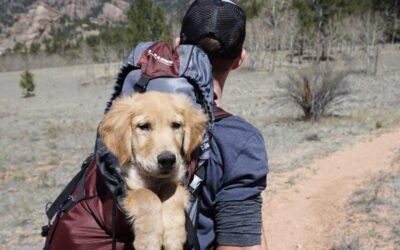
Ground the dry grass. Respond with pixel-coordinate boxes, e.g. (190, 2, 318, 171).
(45, 121, 97, 139)
(331, 238, 362, 250)
(332, 152, 400, 249)
(0, 46, 399, 249)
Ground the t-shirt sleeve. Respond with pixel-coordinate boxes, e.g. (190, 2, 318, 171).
(215, 132, 268, 202)
(214, 132, 268, 246)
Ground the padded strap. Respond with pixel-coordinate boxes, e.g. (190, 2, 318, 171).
(184, 211, 200, 250)
(45, 154, 94, 221)
(134, 75, 151, 93)
(188, 106, 231, 194)
(213, 106, 232, 121)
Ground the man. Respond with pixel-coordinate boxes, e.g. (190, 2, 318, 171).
(178, 1, 269, 249)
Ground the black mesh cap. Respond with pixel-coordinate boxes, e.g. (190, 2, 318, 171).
(180, 0, 246, 59)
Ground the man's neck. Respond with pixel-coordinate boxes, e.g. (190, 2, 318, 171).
(213, 71, 229, 107)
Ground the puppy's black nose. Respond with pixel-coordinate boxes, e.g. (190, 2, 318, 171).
(157, 151, 176, 171)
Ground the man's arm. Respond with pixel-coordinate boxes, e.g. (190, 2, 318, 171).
(213, 130, 269, 249)
(217, 221, 268, 250)
(217, 246, 261, 250)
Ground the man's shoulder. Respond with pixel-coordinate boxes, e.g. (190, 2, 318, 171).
(214, 113, 262, 140)
(208, 112, 268, 200)
(212, 113, 266, 155)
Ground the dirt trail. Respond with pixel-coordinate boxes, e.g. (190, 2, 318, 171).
(263, 128, 400, 250)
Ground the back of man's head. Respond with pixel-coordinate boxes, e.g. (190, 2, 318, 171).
(180, 0, 246, 71)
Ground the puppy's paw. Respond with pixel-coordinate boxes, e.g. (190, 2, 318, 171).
(162, 228, 186, 250)
(134, 236, 163, 250)
(160, 184, 188, 250)
(124, 188, 164, 250)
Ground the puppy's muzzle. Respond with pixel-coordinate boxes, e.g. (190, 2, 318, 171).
(157, 151, 176, 172)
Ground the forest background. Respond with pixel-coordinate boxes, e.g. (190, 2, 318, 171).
(1, 0, 399, 74)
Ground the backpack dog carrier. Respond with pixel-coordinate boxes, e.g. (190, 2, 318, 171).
(42, 42, 230, 250)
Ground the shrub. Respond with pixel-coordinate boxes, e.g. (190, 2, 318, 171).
(29, 42, 41, 54)
(275, 68, 352, 121)
(19, 70, 35, 97)
(330, 237, 361, 250)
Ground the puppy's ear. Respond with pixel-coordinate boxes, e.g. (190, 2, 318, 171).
(182, 105, 208, 161)
(99, 97, 135, 166)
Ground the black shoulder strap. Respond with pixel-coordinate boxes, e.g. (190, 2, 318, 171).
(184, 106, 232, 249)
(189, 105, 231, 194)
(213, 106, 232, 121)
(188, 106, 231, 193)
(184, 211, 200, 250)
(43, 154, 94, 228)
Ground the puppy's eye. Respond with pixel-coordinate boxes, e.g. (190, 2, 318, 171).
(138, 123, 151, 131)
(172, 122, 182, 129)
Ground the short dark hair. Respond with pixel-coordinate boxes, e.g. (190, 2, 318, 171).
(197, 37, 237, 72)
(180, 0, 246, 61)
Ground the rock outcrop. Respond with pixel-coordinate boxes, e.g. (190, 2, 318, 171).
(3, 3, 61, 48)
(96, 2, 127, 25)
(0, 0, 130, 49)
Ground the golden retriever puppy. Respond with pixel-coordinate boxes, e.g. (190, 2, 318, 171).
(99, 92, 208, 250)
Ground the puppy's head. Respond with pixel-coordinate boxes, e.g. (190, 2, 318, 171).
(99, 92, 208, 179)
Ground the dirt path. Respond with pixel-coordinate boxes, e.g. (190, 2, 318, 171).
(263, 128, 400, 250)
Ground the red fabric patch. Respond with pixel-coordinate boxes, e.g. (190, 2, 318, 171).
(138, 43, 180, 78)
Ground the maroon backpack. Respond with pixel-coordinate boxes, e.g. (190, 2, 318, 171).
(42, 42, 231, 250)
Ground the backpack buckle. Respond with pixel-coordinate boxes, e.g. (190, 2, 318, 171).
(134, 76, 150, 93)
(60, 195, 74, 212)
(41, 224, 50, 237)
(189, 174, 203, 193)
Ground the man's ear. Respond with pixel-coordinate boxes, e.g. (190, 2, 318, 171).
(99, 97, 134, 166)
(175, 37, 181, 48)
(231, 48, 246, 70)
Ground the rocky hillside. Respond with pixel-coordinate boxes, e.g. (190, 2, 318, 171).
(0, 0, 188, 50)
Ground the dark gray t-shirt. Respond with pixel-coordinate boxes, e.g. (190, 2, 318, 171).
(197, 114, 268, 249)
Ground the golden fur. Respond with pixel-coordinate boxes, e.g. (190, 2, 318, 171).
(99, 92, 208, 250)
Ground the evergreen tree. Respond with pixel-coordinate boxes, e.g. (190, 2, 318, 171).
(125, 0, 171, 47)
(293, 0, 362, 59)
(238, 0, 262, 19)
(293, 0, 392, 35)
(13, 42, 26, 54)
(19, 70, 35, 98)
(29, 42, 41, 54)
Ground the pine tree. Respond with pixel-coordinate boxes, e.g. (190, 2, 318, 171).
(293, 0, 356, 60)
(29, 42, 41, 54)
(238, 0, 262, 19)
(19, 70, 35, 98)
(125, 0, 171, 47)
